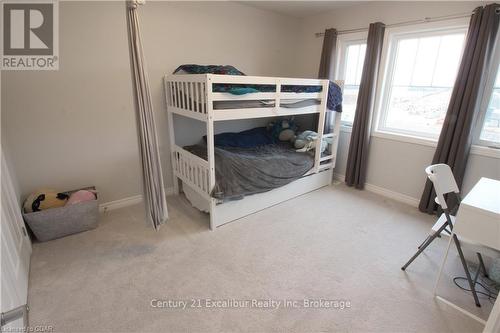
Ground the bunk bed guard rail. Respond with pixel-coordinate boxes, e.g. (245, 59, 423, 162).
(164, 74, 329, 121)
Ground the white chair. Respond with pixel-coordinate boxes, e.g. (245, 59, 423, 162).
(401, 164, 487, 307)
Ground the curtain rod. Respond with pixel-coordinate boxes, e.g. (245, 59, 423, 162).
(314, 11, 473, 37)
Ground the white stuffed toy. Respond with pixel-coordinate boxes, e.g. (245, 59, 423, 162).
(294, 130, 318, 152)
(294, 130, 332, 153)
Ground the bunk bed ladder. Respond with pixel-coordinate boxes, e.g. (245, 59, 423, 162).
(313, 80, 330, 173)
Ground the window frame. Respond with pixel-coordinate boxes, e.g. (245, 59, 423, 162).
(473, 32, 500, 149)
(373, 19, 469, 141)
(335, 31, 368, 129)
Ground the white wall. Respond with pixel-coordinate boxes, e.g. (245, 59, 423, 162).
(1, 1, 300, 203)
(0, 72, 22, 204)
(296, 1, 500, 201)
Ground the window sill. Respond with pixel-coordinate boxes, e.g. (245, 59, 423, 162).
(371, 131, 438, 147)
(470, 145, 500, 159)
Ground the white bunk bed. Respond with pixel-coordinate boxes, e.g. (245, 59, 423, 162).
(164, 73, 342, 230)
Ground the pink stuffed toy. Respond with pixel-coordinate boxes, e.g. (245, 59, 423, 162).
(66, 190, 96, 205)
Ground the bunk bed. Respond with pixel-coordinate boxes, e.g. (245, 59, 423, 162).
(164, 73, 343, 229)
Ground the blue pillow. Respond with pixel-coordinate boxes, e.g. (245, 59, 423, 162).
(204, 127, 275, 148)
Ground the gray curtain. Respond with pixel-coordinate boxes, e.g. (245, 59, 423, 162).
(318, 28, 337, 133)
(345, 22, 385, 188)
(419, 4, 500, 213)
(127, 1, 169, 229)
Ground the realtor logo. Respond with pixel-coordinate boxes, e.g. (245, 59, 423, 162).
(1, 1, 59, 70)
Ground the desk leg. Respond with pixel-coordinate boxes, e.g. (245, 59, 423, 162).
(434, 233, 453, 295)
(453, 234, 481, 307)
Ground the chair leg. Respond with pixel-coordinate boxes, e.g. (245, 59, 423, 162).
(417, 236, 430, 249)
(453, 235, 481, 307)
(402, 221, 450, 271)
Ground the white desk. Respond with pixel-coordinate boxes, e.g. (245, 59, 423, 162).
(434, 177, 500, 326)
(454, 178, 500, 250)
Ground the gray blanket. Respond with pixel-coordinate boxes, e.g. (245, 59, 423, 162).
(184, 143, 314, 201)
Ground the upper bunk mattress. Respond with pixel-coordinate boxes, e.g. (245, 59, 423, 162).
(213, 98, 320, 110)
(183, 143, 314, 201)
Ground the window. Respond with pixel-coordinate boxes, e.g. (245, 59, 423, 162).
(336, 35, 367, 126)
(377, 28, 467, 139)
(477, 60, 500, 147)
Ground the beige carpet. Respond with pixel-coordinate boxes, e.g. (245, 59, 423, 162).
(27, 184, 493, 332)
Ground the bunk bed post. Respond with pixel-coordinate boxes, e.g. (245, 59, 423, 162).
(205, 74, 217, 230)
(275, 78, 281, 112)
(164, 76, 180, 195)
(313, 80, 329, 173)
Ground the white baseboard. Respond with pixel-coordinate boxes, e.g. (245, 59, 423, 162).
(333, 173, 419, 207)
(364, 183, 420, 207)
(99, 195, 143, 212)
(99, 187, 175, 213)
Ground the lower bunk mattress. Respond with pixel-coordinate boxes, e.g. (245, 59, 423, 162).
(183, 143, 314, 201)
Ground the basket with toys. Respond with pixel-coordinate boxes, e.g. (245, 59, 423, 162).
(22, 186, 99, 241)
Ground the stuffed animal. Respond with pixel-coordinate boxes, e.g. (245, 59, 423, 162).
(66, 190, 97, 205)
(322, 137, 334, 154)
(294, 130, 318, 152)
(279, 128, 295, 142)
(294, 131, 332, 153)
(268, 118, 298, 143)
(24, 189, 69, 213)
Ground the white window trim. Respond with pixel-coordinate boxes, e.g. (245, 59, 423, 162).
(372, 18, 470, 142)
(335, 31, 368, 129)
(470, 145, 500, 158)
(372, 130, 438, 147)
(473, 31, 500, 149)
